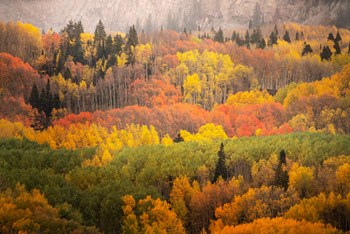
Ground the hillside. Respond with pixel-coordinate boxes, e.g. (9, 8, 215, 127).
(0, 0, 349, 32)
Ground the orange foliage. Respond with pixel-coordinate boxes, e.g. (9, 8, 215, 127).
(0, 53, 41, 97)
(212, 217, 338, 234)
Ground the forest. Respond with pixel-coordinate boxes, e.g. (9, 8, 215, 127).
(0, 18, 350, 234)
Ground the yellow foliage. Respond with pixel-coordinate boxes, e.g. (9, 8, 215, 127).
(214, 217, 338, 234)
(161, 134, 173, 146)
(336, 163, 350, 196)
(289, 163, 314, 198)
(226, 90, 274, 106)
(180, 123, 228, 143)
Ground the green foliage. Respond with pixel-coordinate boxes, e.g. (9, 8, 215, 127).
(214, 28, 224, 43)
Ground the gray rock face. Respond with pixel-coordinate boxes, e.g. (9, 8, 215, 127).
(0, 0, 348, 32)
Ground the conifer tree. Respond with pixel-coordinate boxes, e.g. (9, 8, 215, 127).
(252, 3, 262, 27)
(231, 31, 237, 41)
(214, 27, 224, 43)
(212, 143, 227, 183)
(302, 43, 313, 56)
(295, 31, 300, 41)
(245, 30, 251, 48)
(173, 133, 184, 143)
(283, 30, 291, 43)
(114, 34, 124, 55)
(126, 25, 139, 65)
(327, 32, 335, 41)
(94, 20, 106, 44)
(320, 45, 332, 61)
(274, 150, 289, 189)
(334, 40, 342, 55)
(251, 28, 262, 44)
(335, 31, 342, 42)
(29, 83, 40, 109)
(257, 38, 266, 49)
(268, 31, 278, 46)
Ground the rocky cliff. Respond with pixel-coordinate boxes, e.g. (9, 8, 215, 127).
(0, 0, 349, 32)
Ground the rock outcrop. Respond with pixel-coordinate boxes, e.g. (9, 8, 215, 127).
(0, 0, 348, 32)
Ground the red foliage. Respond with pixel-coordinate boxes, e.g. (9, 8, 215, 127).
(129, 78, 180, 107)
(0, 53, 41, 98)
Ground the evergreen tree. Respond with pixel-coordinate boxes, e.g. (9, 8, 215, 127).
(126, 25, 139, 65)
(257, 38, 266, 49)
(252, 3, 262, 27)
(295, 31, 300, 41)
(327, 32, 335, 41)
(214, 27, 224, 43)
(104, 35, 114, 58)
(320, 46, 333, 61)
(301, 43, 313, 56)
(43, 78, 53, 117)
(231, 31, 237, 41)
(245, 30, 251, 48)
(126, 25, 139, 48)
(274, 150, 289, 189)
(212, 143, 228, 183)
(75, 21, 84, 37)
(248, 20, 253, 30)
(274, 24, 279, 37)
(73, 36, 84, 63)
(268, 31, 278, 46)
(335, 31, 342, 42)
(348, 42, 350, 54)
(29, 83, 40, 109)
(173, 133, 184, 143)
(251, 28, 262, 44)
(114, 34, 124, 55)
(334, 40, 342, 55)
(94, 20, 107, 44)
(63, 67, 72, 79)
(283, 30, 291, 43)
(63, 20, 76, 41)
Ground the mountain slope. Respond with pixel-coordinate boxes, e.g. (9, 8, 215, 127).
(0, 0, 349, 32)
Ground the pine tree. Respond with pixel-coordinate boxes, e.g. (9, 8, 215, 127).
(257, 38, 266, 49)
(274, 150, 289, 189)
(320, 46, 333, 61)
(126, 25, 139, 48)
(301, 43, 313, 56)
(335, 31, 342, 42)
(348, 42, 350, 54)
(104, 35, 114, 57)
(251, 28, 262, 44)
(126, 25, 139, 65)
(268, 31, 278, 46)
(94, 20, 106, 44)
(214, 27, 224, 43)
(274, 24, 279, 37)
(252, 3, 262, 27)
(173, 133, 184, 143)
(231, 31, 237, 41)
(29, 83, 40, 109)
(295, 31, 300, 41)
(245, 30, 251, 48)
(334, 40, 342, 55)
(327, 32, 335, 41)
(114, 34, 124, 55)
(73, 36, 84, 63)
(283, 30, 291, 43)
(43, 78, 53, 117)
(248, 20, 253, 30)
(212, 143, 228, 183)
